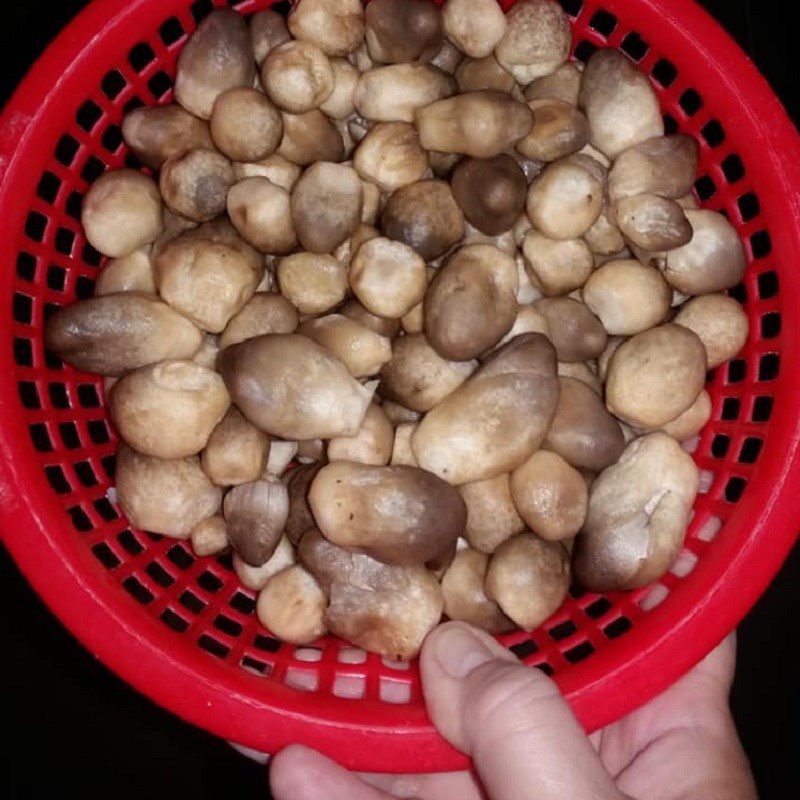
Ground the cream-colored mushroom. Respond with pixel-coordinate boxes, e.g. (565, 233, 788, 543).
(615, 194, 693, 252)
(116, 446, 222, 539)
(190, 515, 230, 557)
(218, 333, 375, 439)
(573, 433, 699, 591)
(582, 258, 672, 335)
(484, 532, 569, 630)
(353, 122, 429, 192)
(673, 293, 749, 368)
(327, 403, 394, 465)
(174, 9, 255, 119)
(442, 0, 507, 58)
(557, 360, 602, 395)
(257, 565, 328, 644)
(210, 87, 283, 162)
(82, 170, 163, 258)
(355, 63, 456, 122)
(299, 314, 392, 377)
(459, 474, 525, 554)
(202, 406, 271, 486)
(605, 323, 707, 427)
(287, 0, 365, 57)
(415, 91, 533, 157)
(411, 333, 560, 485)
(391, 422, 420, 467)
(495, 0, 571, 83)
(159, 149, 235, 222)
(95, 248, 155, 296)
(261, 40, 335, 113)
(663, 210, 747, 294)
(523, 62, 581, 105)
(496, 303, 549, 348)
(227, 177, 297, 255)
(232, 153, 302, 190)
(430, 39, 463, 74)
(340, 298, 401, 338)
(516, 99, 590, 162)
(320, 58, 360, 118)
(109, 360, 229, 459)
(265, 440, 300, 477)
(220, 292, 299, 349)
(578, 48, 664, 158)
(382, 400, 423, 425)
(455, 55, 516, 93)
(234, 536, 295, 590)
(350, 237, 427, 318)
(522, 230, 593, 296)
(278, 252, 349, 315)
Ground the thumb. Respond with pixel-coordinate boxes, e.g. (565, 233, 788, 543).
(420, 622, 623, 800)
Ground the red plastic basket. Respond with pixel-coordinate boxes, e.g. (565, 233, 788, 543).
(1, 0, 799, 774)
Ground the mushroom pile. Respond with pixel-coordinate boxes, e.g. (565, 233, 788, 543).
(46, 0, 749, 660)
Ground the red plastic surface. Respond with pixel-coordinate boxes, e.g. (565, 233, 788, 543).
(1, 0, 799, 774)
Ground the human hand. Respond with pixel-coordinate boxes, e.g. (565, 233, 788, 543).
(270, 622, 757, 799)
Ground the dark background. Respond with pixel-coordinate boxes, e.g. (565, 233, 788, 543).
(1, 2, 797, 797)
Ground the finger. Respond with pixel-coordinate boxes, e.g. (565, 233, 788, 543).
(360, 769, 486, 800)
(270, 745, 394, 800)
(420, 621, 623, 800)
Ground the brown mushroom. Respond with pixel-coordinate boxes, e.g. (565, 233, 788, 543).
(340, 298, 401, 338)
(278, 109, 345, 165)
(532, 297, 607, 361)
(159, 149, 235, 222)
(454, 55, 516, 94)
(287, 0, 365, 57)
(516, 99, 590, 162)
(459, 474, 525, 554)
(227, 177, 298, 255)
(615, 194, 693, 252)
(224, 476, 289, 565)
(543, 377, 625, 472)
(261, 40, 335, 113)
(190, 515, 230, 557)
(284, 464, 324, 545)
(210, 87, 283, 162)
(45, 293, 202, 376)
(450, 155, 527, 235)
(250, 9, 291, 65)
(234, 535, 295, 589)
(220, 292, 299, 349)
(277, 252, 349, 315)
(201, 406, 271, 486)
(353, 122, 430, 192)
(364, 0, 444, 64)
(218, 333, 375, 439)
(522, 230, 593, 296)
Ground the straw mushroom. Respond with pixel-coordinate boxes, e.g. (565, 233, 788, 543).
(277, 252, 349, 314)
(257, 565, 327, 644)
(220, 292, 299, 349)
(327, 403, 394, 465)
(442, 0, 507, 59)
(261, 40, 335, 113)
(224, 476, 289, 565)
(287, 0, 365, 57)
(201, 406, 271, 486)
(459, 474, 525, 554)
(227, 177, 297, 255)
(159, 149, 235, 222)
(673, 293, 749, 369)
(364, 0, 444, 64)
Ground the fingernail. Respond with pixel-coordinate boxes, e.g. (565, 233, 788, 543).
(432, 624, 497, 679)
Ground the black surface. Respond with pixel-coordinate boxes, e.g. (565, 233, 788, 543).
(1, 2, 798, 798)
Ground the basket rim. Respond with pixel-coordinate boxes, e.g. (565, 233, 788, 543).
(2, 0, 800, 773)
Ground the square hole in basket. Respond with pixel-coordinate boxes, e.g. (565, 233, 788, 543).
(102, 124, 123, 153)
(557, 0, 583, 15)
(651, 58, 677, 88)
(129, 42, 156, 73)
(694, 175, 716, 201)
(254, 634, 283, 653)
(92, 541, 121, 570)
(148, 71, 173, 100)
(47, 265, 66, 291)
(333, 674, 366, 699)
(17, 252, 37, 282)
(750, 230, 771, 258)
(620, 31, 648, 61)
(739, 437, 763, 464)
(56, 133, 80, 166)
(270, 0, 293, 18)
(68, 506, 93, 532)
(55, 228, 76, 257)
(573, 39, 598, 62)
(123, 95, 145, 115)
(662, 113, 679, 135)
(160, 17, 186, 46)
(100, 453, 116, 479)
(604, 616, 633, 639)
(179, 590, 206, 614)
(711, 434, 730, 458)
(81, 156, 107, 185)
(537, 662, 555, 676)
(242, 655, 270, 676)
(701, 119, 725, 148)
(725, 476, 747, 502)
(118, 529, 144, 555)
(564, 641, 595, 663)
(76, 100, 103, 133)
(726, 359, 746, 384)
(738, 192, 760, 222)
(123, 575, 154, 604)
(199, 634, 230, 659)
(758, 353, 779, 381)
(191, 0, 215, 22)
(76, 276, 95, 300)
(752, 396, 773, 423)
(87, 419, 111, 445)
(760, 312, 781, 339)
(214, 614, 243, 637)
(757, 271, 778, 299)
(146, 561, 175, 588)
(29, 423, 54, 452)
(167, 544, 194, 569)
(678, 89, 702, 117)
(379, 678, 410, 704)
(48, 382, 69, 409)
(721, 154, 744, 183)
(588, 9, 616, 36)
(13, 293, 33, 324)
(160, 608, 189, 633)
(94, 496, 118, 520)
(18, 381, 40, 409)
(101, 69, 127, 100)
(584, 596, 612, 619)
(44, 302, 61, 325)
(728, 281, 747, 304)
(78, 384, 101, 408)
(66, 190, 83, 220)
(549, 620, 577, 641)
(197, 570, 224, 593)
(59, 422, 81, 449)
(230, 591, 256, 615)
(509, 639, 538, 659)
(14, 337, 34, 367)
(36, 171, 61, 204)
(45, 465, 71, 494)
(25, 211, 47, 243)
(74, 461, 98, 487)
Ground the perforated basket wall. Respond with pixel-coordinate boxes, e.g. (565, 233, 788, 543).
(1, 0, 799, 773)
